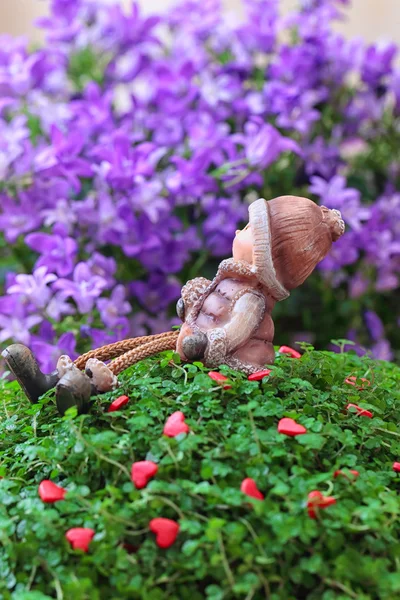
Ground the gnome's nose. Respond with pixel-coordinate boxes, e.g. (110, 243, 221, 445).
(181, 333, 208, 360)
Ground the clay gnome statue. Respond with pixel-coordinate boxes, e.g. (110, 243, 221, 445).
(1, 195, 344, 414)
(176, 196, 344, 374)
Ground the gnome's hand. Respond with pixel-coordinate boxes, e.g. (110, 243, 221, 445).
(180, 328, 227, 366)
(181, 331, 208, 361)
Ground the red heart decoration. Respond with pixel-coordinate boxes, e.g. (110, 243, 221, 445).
(278, 417, 307, 436)
(308, 490, 323, 502)
(108, 395, 129, 412)
(248, 369, 271, 381)
(38, 480, 67, 503)
(306, 490, 322, 519)
(393, 462, 400, 473)
(334, 469, 359, 479)
(240, 478, 264, 500)
(344, 376, 370, 390)
(307, 490, 336, 519)
(149, 517, 179, 549)
(131, 460, 158, 489)
(163, 411, 190, 437)
(346, 403, 373, 418)
(65, 527, 95, 552)
(307, 490, 322, 506)
(278, 346, 301, 359)
(208, 371, 232, 389)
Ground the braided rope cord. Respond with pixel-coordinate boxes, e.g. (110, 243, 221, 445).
(73, 330, 178, 371)
(108, 331, 180, 375)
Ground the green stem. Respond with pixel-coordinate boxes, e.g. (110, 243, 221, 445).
(218, 532, 236, 589)
(248, 408, 262, 455)
(147, 494, 185, 520)
(374, 427, 400, 438)
(323, 578, 358, 599)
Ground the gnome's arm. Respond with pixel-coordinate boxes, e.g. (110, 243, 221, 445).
(204, 291, 265, 365)
(224, 291, 266, 352)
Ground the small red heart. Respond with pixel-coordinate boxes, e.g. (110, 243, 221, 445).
(393, 462, 400, 473)
(307, 490, 336, 519)
(346, 403, 373, 418)
(306, 490, 322, 519)
(308, 490, 323, 502)
(131, 460, 158, 489)
(208, 371, 232, 389)
(163, 411, 190, 437)
(247, 369, 271, 381)
(344, 376, 370, 390)
(278, 417, 307, 436)
(108, 395, 129, 412)
(149, 517, 179, 549)
(334, 469, 359, 479)
(240, 478, 264, 500)
(38, 480, 67, 503)
(65, 527, 95, 552)
(278, 346, 301, 359)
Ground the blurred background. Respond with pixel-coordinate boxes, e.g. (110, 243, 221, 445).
(0, 0, 399, 368)
(1, 0, 400, 43)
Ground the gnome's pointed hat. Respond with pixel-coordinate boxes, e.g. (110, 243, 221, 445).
(249, 196, 345, 300)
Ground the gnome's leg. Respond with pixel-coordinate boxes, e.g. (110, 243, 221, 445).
(227, 336, 276, 375)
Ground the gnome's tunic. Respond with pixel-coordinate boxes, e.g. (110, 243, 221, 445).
(177, 273, 276, 373)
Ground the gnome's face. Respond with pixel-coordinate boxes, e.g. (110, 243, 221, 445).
(232, 223, 253, 263)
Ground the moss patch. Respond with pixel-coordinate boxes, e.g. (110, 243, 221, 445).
(1, 348, 400, 599)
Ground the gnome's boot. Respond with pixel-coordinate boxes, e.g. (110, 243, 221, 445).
(1, 343, 59, 404)
(2, 344, 117, 416)
(1, 343, 92, 416)
(55, 356, 117, 416)
(56, 367, 92, 416)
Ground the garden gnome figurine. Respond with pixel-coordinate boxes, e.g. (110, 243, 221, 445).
(1, 195, 344, 413)
(176, 195, 345, 374)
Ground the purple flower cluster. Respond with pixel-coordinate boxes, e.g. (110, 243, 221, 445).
(0, 0, 399, 368)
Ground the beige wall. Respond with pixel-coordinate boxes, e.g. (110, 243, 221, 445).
(0, 0, 399, 44)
